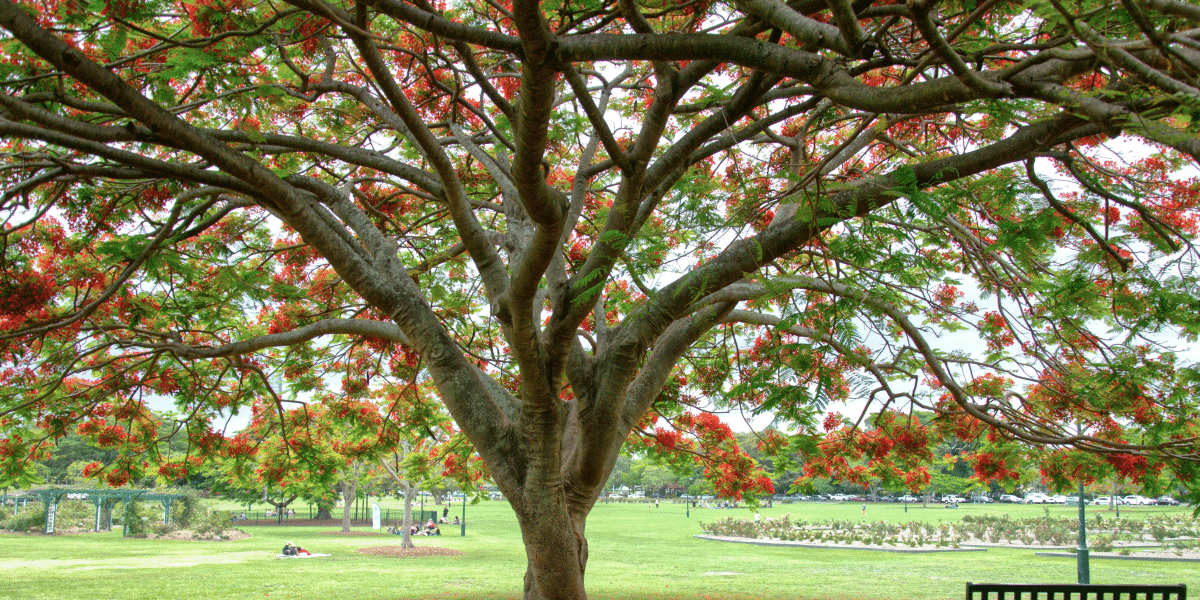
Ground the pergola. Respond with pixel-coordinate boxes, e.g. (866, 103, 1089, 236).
(30, 489, 187, 536)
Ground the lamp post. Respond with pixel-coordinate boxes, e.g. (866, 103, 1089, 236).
(1077, 478, 1090, 583)
(1075, 422, 1090, 584)
(460, 496, 466, 537)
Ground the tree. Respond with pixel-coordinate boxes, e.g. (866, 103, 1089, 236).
(376, 383, 482, 548)
(3, 1, 1200, 598)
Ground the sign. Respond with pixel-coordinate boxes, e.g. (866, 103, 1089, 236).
(371, 503, 381, 530)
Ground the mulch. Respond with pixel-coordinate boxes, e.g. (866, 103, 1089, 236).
(355, 545, 464, 557)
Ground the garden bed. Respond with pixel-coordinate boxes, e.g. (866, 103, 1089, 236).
(141, 528, 250, 542)
(699, 513, 1200, 553)
(355, 545, 464, 557)
(696, 534, 986, 553)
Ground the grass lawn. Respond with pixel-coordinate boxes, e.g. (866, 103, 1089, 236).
(1, 500, 1195, 600)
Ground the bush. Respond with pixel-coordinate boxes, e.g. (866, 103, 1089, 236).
(3, 507, 48, 532)
(174, 490, 202, 528)
(194, 507, 233, 536)
(123, 500, 148, 538)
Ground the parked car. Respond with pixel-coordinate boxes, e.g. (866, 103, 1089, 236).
(897, 495, 919, 503)
(1022, 493, 1052, 504)
(1050, 494, 1067, 504)
(970, 494, 993, 503)
(1123, 495, 1156, 505)
(999, 494, 1022, 503)
(942, 495, 966, 504)
(1156, 495, 1181, 506)
(1092, 496, 1124, 506)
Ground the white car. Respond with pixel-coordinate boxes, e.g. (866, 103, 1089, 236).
(897, 495, 919, 503)
(1022, 493, 1052, 504)
(1092, 496, 1124, 506)
(999, 494, 1022, 503)
(1051, 495, 1067, 504)
(1123, 495, 1156, 505)
(942, 495, 966, 504)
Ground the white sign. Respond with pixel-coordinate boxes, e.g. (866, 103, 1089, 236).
(371, 503, 381, 530)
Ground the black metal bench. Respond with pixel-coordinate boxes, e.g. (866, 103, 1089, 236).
(967, 583, 1187, 600)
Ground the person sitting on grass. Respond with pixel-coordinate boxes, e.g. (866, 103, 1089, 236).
(282, 541, 297, 556)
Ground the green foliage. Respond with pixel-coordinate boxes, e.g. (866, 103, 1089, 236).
(174, 490, 202, 528)
(123, 500, 148, 538)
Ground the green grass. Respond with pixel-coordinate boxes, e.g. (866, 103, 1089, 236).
(2, 500, 1196, 600)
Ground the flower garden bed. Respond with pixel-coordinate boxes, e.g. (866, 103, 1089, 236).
(699, 513, 1199, 553)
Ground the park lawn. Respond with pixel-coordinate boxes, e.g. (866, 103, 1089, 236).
(1, 500, 1195, 600)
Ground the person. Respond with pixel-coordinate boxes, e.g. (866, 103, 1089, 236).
(754, 511, 760, 524)
(453, 516, 460, 525)
(862, 503, 867, 520)
(282, 541, 297, 556)
(443, 506, 449, 520)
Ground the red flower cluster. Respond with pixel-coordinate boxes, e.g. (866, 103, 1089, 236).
(0, 270, 56, 317)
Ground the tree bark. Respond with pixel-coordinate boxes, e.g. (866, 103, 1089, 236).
(340, 480, 357, 532)
(401, 485, 416, 549)
(516, 500, 589, 600)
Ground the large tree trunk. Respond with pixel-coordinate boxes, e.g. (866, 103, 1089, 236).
(516, 500, 589, 600)
(340, 480, 357, 532)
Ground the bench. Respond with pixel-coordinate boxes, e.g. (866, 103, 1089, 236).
(967, 583, 1186, 600)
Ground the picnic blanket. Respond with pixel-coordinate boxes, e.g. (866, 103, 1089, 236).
(275, 553, 331, 558)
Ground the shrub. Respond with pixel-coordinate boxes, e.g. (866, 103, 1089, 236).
(123, 500, 148, 538)
(194, 508, 233, 536)
(174, 490, 202, 528)
(3, 507, 48, 532)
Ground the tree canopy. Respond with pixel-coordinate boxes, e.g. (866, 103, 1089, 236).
(3, 0, 1200, 597)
